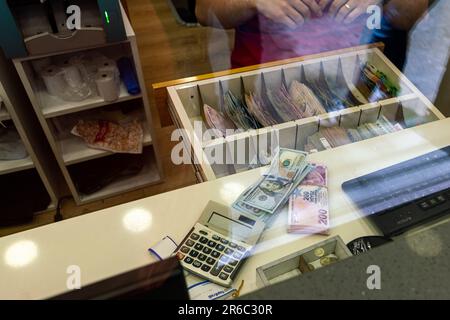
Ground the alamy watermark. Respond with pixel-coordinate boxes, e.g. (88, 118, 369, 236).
(367, 5, 382, 30)
(66, 265, 82, 290)
(366, 265, 381, 290)
(171, 121, 280, 166)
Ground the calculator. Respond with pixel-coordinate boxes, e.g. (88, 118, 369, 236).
(174, 201, 266, 287)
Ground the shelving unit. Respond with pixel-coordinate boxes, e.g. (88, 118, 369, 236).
(12, 3, 163, 205)
(0, 51, 62, 213)
(0, 157, 34, 176)
(0, 99, 11, 121)
(76, 147, 160, 203)
(60, 121, 153, 166)
(40, 82, 142, 118)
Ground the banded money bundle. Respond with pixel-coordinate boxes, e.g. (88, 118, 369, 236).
(288, 164, 330, 235)
(305, 115, 403, 153)
(232, 148, 314, 221)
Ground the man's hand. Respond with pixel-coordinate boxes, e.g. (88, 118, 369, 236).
(318, 0, 382, 24)
(255, 0, 323, 29)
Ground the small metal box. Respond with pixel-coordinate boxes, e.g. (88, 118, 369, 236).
(256, 236, 353, 287)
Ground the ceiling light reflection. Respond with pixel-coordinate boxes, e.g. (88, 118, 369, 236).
(4, 240, 38, 268)
(220, 182, 246, 203)
(122, 208, 153, 233)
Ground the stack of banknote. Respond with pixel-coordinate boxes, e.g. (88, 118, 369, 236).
(232, 148, 314, 222)
(305, 115, 403, 153)
(203, 104, 237, 137)
(203, 72, 384, 133)
(223, 90, 261, 130)
(204, 82, 333, 131)
(357, 62, 399, 102)
(288, 164, 330, 235)
(245, 92, 281, 127)
(300, 77, 351, 112)
(266, 84, 304, 122)
(289, 80, 327, 117)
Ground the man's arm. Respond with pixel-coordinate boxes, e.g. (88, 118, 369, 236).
(384, 0, 429, 30)
(196, 0, 323, 29)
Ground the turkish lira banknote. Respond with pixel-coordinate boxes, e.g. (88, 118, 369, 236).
(288, 164, 330, 235)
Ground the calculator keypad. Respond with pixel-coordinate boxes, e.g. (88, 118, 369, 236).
(176, 223, 251, 287)
(190, 233, 200, 240)
(219, 273, 229, 281)
(208, 240, 217, 248)
(224, 266, 234, 273)
(201, 265, 211, 272)
(189, 250, 199, 258)
(186, 239, 195, 247)
(181, 246, 190, 254)
(194, 243, 204, 251)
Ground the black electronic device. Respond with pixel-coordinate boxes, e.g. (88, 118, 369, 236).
(1, 0, 127, 58)
(50, 257, 189, 300)
(342, 146, 450, 236)
(346, 236, 393, 255)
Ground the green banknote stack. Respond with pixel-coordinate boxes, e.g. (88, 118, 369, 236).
(232, 148, 314, 222)
(357, 62, 399, 103)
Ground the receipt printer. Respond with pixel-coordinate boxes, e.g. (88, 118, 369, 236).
(0, 0, 127, 58)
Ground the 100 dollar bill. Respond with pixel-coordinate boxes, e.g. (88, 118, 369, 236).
(268, 149, 309, 182)
(242, 164, 313, 214)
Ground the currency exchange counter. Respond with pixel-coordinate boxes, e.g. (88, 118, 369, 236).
(154, 43, 445, 182)
(1, 115, 450, 299)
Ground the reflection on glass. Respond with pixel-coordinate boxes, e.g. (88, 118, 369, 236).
(122, 208, 153, 233)
(406, 229, 443, 257)
(4, 240, 38, 268)
(220, 182, 246, 203)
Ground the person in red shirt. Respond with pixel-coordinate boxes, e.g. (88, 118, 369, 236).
(196, 0, 429, 69)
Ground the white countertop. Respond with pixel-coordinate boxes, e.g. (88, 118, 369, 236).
(1, 117, 449, 299)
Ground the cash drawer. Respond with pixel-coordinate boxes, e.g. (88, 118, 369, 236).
(157, 45, 445, 182)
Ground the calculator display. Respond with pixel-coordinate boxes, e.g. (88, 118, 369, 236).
(208, 212, 252, 240)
